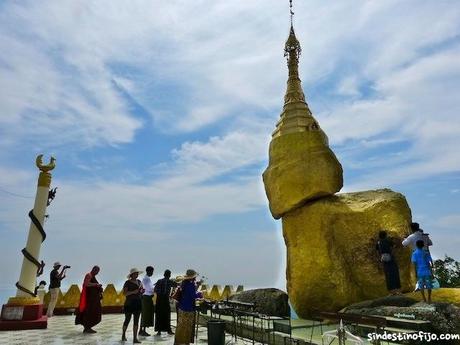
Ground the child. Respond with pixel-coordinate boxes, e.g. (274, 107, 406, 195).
(411, 240, 433, 303)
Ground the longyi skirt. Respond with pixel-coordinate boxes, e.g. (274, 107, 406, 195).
(174, 310, 195, 344)
(141, 295, 154, 327)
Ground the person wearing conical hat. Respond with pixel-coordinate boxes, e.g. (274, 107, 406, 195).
(122, 268, 144, 344)
(174, 269, 203, 345)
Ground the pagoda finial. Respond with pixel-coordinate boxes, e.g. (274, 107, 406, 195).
(271, 0, 321, 138)
(283, 0, 305, 107)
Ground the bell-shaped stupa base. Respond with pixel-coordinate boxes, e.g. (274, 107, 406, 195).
(263, 130, 343, 219)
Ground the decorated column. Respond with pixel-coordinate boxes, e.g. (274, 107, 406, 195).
(0, 154, 56, 330)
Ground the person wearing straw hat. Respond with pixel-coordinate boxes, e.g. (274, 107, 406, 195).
(122, 268, 144, 343)
(47, 261, 70, 317)
(174, 269, 203, 345)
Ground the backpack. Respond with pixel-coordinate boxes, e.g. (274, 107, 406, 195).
(171, 286, 182, 301)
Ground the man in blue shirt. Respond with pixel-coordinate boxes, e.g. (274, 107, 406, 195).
(411, 240, 433, 303)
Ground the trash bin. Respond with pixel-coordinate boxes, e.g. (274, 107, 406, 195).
(207, 319, 226, 345)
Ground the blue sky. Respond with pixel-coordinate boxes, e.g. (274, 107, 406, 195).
(0, 0, 460, 297)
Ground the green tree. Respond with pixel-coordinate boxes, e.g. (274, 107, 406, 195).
(433, 255, 460, 287)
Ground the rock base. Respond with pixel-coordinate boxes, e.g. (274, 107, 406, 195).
(284, 189, 415, 317)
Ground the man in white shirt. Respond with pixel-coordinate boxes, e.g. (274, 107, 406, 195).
(402, 222, 433, 254)
(139, 266, 155, 337)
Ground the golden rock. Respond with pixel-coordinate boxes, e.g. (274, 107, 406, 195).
(405, 288, 460, 306)
(263, 25, 342, 219)
(283, 189, 415, 317)
(263, 131, 343, 218)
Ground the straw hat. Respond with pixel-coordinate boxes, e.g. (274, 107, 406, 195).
(127, 268, 143, 279)
(183, 269, 197, 280)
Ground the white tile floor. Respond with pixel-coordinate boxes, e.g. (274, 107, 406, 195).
(0, 313, 212, 345)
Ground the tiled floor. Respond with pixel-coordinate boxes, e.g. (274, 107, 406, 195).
(0, 313, 213, 345)
(0, 312, 403, 345)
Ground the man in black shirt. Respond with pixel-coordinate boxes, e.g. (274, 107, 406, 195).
(47, 261, 70, 317)
(154, 269, 177, 335)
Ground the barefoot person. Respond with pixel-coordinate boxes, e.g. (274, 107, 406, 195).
(412, 240, 434, 303)
(122, 268, 144, 344)
(154, 269, 177, 335)
(376, 230, 402, 295)
(139, 266, 155, 337)
(75, 266, 103, 333)
(47, 262, 70, 317)
(174, 269, 203, 345)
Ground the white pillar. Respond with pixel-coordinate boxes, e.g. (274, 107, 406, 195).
(13, 155, 55, 301)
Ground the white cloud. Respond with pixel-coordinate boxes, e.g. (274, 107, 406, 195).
(438, 214, 460, 229)
(1, 0, 460, 289)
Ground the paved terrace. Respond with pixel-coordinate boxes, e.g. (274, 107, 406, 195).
(0, 312, 407, 345)
(0, 313, 348, 345)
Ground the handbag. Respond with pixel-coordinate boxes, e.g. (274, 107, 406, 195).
(377, 240, 392, 263)
(380, 253, 392, 262)
(171, 287, 182, 301)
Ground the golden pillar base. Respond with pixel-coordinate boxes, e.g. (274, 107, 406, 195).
(7, 296, 40, 306)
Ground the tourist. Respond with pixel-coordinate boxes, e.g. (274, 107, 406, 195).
(402, 222, 433, 254)
(35, 280, 47, 303)
(139, 266, 155, 337)
(376, 231, 402, 295)
(411, 240, 433, 303)
(47, 261, 70, 317)
(122, 268, 144, 344)
(75, 266, 103, 333)
(174, 269, 203, 345)
(154, 269, 177, 335)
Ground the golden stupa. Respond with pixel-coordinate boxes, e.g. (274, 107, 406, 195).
(263, 24, 343, 219)
(263, 8, 415, 317)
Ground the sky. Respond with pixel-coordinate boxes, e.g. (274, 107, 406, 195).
(0, 0, 460, 298)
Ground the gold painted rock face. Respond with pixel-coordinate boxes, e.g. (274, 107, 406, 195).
(283, 189, 415, 317)
(263, 131, 343, 219)
(405, 288, 460, 306)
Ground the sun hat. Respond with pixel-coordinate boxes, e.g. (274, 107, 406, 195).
(53, 262, 61, 268)
(183, 269, 197, 280)
(127, 268, 143, 279)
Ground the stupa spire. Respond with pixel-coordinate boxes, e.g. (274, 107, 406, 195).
(272, 0, 320, 138)
(284, 0, 304, 105)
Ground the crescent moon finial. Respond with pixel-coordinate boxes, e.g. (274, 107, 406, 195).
(36, 154, 56, 173)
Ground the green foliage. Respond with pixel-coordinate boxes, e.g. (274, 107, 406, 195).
(433, 255, 460, 288)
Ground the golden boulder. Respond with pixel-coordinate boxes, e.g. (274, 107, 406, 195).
(405, 288, 460, 306)
(263, 131, 343, 219)
(283, 189, 415, 317)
